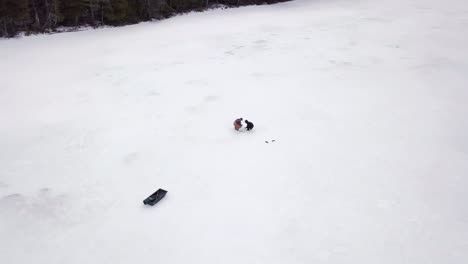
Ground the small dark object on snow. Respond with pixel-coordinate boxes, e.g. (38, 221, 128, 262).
(265, 141, 269, 143)
(143, 189, 167, 206)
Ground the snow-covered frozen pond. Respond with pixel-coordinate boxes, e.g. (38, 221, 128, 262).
(1, 0, 468, 263)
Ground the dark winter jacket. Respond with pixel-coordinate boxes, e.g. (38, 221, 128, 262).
(245, 120, 254, 131)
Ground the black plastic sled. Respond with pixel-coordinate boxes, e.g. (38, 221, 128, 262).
(143, 189, 167, 206)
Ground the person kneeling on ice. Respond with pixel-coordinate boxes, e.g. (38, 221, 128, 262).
(233, 118, 254, 131)
(233, 118, 243, 130)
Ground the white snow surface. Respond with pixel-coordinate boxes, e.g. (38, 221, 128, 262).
(1, 0, 468, 263)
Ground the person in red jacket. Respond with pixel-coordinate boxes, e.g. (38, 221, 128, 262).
(233, 118, 243, 131)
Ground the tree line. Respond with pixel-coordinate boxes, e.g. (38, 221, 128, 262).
(0, 0, 288, 37)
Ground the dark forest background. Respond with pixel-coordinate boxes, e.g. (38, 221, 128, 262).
(0, 0, 289, 37)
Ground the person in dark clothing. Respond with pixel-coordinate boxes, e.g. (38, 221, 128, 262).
(245, 120, 254, 131)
